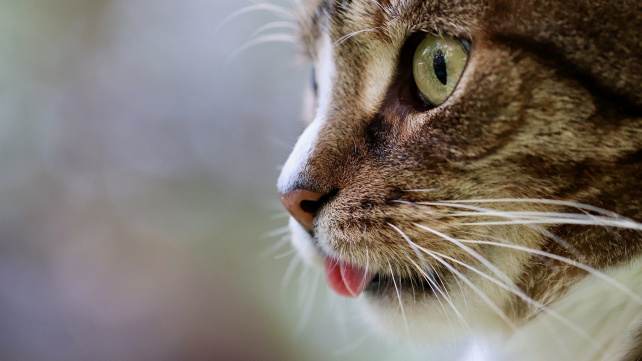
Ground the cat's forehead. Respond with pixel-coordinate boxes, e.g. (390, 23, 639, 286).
(296, 0, 408, 54)
(296, 0, 481, 59)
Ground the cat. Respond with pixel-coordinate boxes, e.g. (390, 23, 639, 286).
(276, 0, 642, 360)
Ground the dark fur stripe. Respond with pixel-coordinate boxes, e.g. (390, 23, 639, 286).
(492, 35, 642, 117)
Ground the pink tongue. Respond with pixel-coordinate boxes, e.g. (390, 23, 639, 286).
(325, 257, 375, 298)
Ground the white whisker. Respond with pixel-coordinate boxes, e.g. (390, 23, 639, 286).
(415, 245, 519, 331)
(363, 245, 371, 291)
(274, 247, 297, 259)
(269, 211, 291, 220)
(404, 188, 440, 193)
(367, 0, 388, 13)
(229, 34, 297, 61)
(282, 255, 301, 287)
(428, 248, 603, 354)
(442, 198, 628, 219)
(419, 201, 636, 256)
(423, 200, 640, 230)
(250, 21, 297, 38)
(458, 218, 642, 230)
(388, 223, 467, 332)
(390, 200, 422, 208)
(215, 3, 294, 36)
(296, 265, 310, 312)
(296, 271, 320, 334)
(407, 258, 467, 333)
(414, 223, 516, 287)
(261, 225, 290, 238)
(259, 234, 290, 258)
(457, 239, 642, 305)
(389, 261, 410, 336)
(334, 27, 382, 46)
(267, 136, 294, 151)
(450, 211, 619, 220)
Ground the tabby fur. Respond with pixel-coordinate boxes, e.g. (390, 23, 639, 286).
(277, 0, 642, 359)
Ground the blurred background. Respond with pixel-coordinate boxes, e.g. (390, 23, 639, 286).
(0, 1, 460, 360)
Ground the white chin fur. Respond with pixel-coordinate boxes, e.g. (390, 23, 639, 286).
(360, 295, 470, 343)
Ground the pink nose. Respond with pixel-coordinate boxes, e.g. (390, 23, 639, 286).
(279, 189, 327, 231)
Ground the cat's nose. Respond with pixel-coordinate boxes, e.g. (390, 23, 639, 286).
(279, 189, 327, 231)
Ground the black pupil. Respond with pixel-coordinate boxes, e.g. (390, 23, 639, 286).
(433, 50, 447, 85)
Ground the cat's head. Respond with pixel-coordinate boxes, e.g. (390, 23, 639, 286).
(278, 0, 642, 340)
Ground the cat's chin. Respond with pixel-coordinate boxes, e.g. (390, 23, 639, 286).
(359, 282, 511, 343)
(358, 295, 469, 342)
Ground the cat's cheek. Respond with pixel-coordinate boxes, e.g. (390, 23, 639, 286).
(288, 217, 325, 268)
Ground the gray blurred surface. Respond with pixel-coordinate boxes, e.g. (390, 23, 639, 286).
(0, 1, 448, 360)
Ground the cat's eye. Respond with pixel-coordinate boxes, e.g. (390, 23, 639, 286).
(412, 34, 469, 107)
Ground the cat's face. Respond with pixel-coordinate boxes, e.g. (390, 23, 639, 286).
(278, 0, 642, 340)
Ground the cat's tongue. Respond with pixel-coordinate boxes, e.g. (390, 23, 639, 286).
(325, 257, 375, 298)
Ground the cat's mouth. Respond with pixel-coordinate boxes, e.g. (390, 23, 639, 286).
(364, 271, 440, 297)
(324, 256, 440, 298)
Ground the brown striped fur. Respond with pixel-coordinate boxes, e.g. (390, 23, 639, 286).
(280, 0, 642, 358)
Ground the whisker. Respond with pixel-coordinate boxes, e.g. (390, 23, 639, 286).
(427, 248, 603, 354)
(423, 200, 639, 229)
(420, 202, 609, 257)
(416, 245, 519, 331)
(449, 211, 620, 220)
(414, 223, 516, 287)
(295, 265, 311, 312)
(363, 246, 371, 292)
(215, 3, 294, 36)
(389, 222, 515, 327)
(296, 271, 320, 334)
(457, 239, 642, 305)
(259, 234, 290, 258)
(250, 21, 297, 38)
(367, 0, 388, 14)
(274, 247, 297, 259)
(334, 27, 382, 46)
(269, 211, 291, 220)
(282, 255, 301, 287)
(441, 253, 469, 316)
(389, 261, 410, 336)
(404, 188, 440, 193)
(267, 135, 295, 151)
(458, 218, 642, 230)
(447, 209, 637, 244)
(407, 258, 468, 333)
(389, 223, 466, 332)
(229, 34, 297, 61)
(442, 198, 628, 219)
(415, 222, 520, 322)
(389, 200, 422, 208)
(261, 226, 290, 238)
(458, 229, 555, 267)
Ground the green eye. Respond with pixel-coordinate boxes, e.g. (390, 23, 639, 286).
(412, 34, 469, 107)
